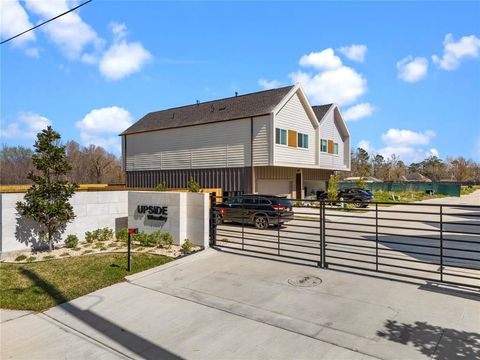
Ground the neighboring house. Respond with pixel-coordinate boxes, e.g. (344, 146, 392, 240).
(121, 84, 351, 198)
(402, 173, 432, 182)
(343, 176, 383, 183)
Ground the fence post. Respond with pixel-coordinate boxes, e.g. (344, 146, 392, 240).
(277, 205, 281, 256)
(440, 205, 443, 282)
(242, 202, 245, 250)
(375, 203, 379, 271)
(321, 200, 326, 269)
(209, 193, 216, 246)
(319, 199, 322, 268)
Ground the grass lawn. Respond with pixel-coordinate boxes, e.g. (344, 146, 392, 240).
(373, 190, 447, 205)
(0, 253, 172, 312)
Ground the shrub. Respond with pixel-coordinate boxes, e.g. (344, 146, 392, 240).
(85, 228, 114, 243)
(182, 239, 193, 253)
(115, 228, 129, 242)
(133, 231, 151, 247)
(65, 234, 79, 248)
(327, 174, 339, 200)
(15, 255, 27, 261)
(161, 232, 173, 249)
(85, 231, 95, 243)
(26, 256, 36, 262)
(155, 182, 168, 191)
(187, 178, 201, 192)
(149, 231, 163, 247)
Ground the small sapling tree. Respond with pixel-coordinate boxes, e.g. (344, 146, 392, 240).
(16, 126, 78, 252)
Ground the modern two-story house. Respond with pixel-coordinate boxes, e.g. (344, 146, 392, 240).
(121, 84, 350, 198)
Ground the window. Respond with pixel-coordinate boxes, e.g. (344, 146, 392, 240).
(321, 139, 328, 152)
(298, 133, 309, 149)
(334, 142, 339, 155)
(275, 128, 287, 145)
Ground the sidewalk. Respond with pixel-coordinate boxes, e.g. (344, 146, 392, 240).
(1, 249, 479, 359)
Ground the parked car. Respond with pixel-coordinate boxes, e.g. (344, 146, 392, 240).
(337, 188, 373, 208)
(213, 194, 294, 229)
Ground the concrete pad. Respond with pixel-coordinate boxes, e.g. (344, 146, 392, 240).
(2, 249, 479, 359)
(0, 309, 33, 323)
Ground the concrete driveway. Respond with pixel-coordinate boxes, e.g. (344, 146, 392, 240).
(2, 249, 479, 359)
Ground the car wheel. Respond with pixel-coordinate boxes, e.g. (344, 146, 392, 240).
(254, 215, 268, 229)
(353, 199, 363, 208)
(215, 213, 223, 225)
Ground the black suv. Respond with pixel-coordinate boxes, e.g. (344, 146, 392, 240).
(213, 194, 294, 229)
(337, 188, 374, 208)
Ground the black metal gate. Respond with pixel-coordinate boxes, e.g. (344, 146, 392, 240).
(209, 194, 480, 288)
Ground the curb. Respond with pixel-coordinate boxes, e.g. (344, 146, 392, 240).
(125, 247, 216, 282)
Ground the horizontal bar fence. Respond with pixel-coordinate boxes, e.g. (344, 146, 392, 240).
(209, 194, 480, 288)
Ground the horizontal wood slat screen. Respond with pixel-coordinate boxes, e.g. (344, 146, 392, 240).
(288, 130, 297, 147)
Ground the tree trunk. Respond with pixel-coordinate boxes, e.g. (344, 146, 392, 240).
(48, 229, 53, 252)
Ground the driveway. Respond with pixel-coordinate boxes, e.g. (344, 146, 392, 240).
(2, 249, 479, 359)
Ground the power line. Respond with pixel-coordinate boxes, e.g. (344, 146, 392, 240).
(1, 0, 93, 45)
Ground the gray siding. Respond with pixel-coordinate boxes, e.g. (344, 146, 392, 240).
(319, 108, 349, 170)
(252, 115, 271, 166)
(274, 92, 317, 166)
(125, 118, 252, 171)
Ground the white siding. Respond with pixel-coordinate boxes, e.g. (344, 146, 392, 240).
(126, 118, 253, 171)
(319, 109, 349, 170)
(252, 115, 271, 166)
(274, 92, 317, 166)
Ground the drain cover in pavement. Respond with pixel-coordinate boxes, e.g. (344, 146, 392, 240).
(287, 275, 322, 287)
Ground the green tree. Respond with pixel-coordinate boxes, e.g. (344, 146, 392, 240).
(16, 127, 78, 252)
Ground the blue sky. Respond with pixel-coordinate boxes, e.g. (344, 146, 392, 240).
(1, 0, 479, 163)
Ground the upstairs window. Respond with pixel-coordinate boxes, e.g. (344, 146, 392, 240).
(334, 142, 339, 155)
(275, 128, 287, 145)
(321, 139, 328, 152)
(298, 133, 309, 149)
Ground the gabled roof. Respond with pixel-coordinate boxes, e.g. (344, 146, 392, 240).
(312, 104, 334, 121)
(121, 85, 294, 135)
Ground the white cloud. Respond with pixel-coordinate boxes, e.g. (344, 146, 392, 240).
(397, 56, 428, 82)
(338, 44, 367, 62)
(343, 103, 375, 121)
(299, 48, 342, 70)
(381, 129, 435, 146)
(0, 112, 51, 140)
(358, 128, 438, 163)
(98, 23, 152, 81)
(258, 78, 283, 90)
(290, 65, 367, 106)
(0, 0, 36, 45)
(24, 0, 103, 59)
(432, 34, 480, 70)
(76, 106, 133, 152)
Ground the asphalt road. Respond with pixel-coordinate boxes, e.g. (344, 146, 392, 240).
(215, 191, 480, 287)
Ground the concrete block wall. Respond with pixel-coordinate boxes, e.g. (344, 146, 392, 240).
(0, 191, 128, 255)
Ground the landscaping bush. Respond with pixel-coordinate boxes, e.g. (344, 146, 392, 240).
(85, 228, 114, 243)
(149, 231, 163, 247)
(155, 182, 168, 191)
(162, 232, 174, 249)
(187, 178, 201, 192)
(15, 255, 27, 262)
(133, 231, 151, 247)
(327, 174, 339, 200)
(26, 256, 36, 262)
(65, 235, 79, 248)
(182, 239, 193, 253)
(115, 228, 129, 242)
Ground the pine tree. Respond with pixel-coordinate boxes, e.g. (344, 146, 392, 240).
(16, 126, 79, 252)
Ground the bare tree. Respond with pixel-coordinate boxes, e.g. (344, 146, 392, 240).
(0, 145, 33, 184)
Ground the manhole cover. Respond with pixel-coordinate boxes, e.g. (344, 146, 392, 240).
(287, 275, 322, 287)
